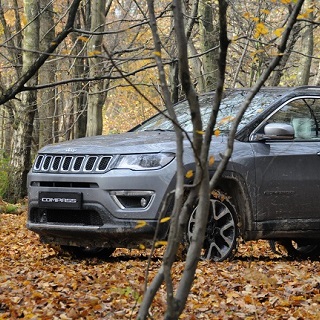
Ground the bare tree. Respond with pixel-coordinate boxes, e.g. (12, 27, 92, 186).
(38, 0, 56, 148)
(7, 0, 40, 201)
(296, 0, 314, 85)
(138, 0, 305, 318)
(198, 0, 219, 91)
(86, 0, 109, 136)
(0, 0, 82, 202)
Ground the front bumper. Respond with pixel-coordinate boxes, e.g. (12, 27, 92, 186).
(27, 218, 162, 248)
(27, 164, 176, 248)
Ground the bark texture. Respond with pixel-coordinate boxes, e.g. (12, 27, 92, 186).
(86, 0, 108, 136)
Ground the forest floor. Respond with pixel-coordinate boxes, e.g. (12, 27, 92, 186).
(0, 212, 320, 319)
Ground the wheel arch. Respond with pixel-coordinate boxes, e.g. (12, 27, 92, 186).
(215, 172, 254, 240)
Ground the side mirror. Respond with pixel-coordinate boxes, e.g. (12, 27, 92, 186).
(262, 123, 294, 140)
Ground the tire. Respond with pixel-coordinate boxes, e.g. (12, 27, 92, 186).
(60, 246, 115, 259)
(269, 239, 320, 259)
(187, 190, 240, 262)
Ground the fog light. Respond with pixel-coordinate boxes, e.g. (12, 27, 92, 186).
(110, 191, 155, 209)
(140, 197, 147, 208)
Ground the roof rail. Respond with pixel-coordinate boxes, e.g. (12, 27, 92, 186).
(292, 85, 320, 91)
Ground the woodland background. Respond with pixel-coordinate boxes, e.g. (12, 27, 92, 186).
(1, 1, 320, 319)
(0, 0, 319, 202)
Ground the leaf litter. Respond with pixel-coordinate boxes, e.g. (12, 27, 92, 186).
(0, 212, 319, 319)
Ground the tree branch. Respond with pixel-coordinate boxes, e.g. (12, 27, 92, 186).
(210, 0, 306, 191)
(0, 0, 81, 106)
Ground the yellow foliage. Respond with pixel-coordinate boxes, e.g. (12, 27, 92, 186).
(88, 50, 102, 57)
(298, 9, 314, 19)
(243, 12, 251, 19)
(134, 220, 147, 229)
(155, 241, 168, 247)
(160, 217, 170, 223)
(4, 9, 15, 27)
(78, 36, 89, 42)
(61, 49, 72, 55)
(21, 14, 27, 27)
(208, 155, 215, 166)
(254, 22, 269, 38)
(218, 115, 234, 124)
(103, 54, 162, 134)
(261, 9, 270, 15)
(274, 28, 284, 37)
(231, 36, 239, 42)
(185, 170, 194, 179)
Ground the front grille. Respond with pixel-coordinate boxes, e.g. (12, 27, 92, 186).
(33, 154, 112, 173)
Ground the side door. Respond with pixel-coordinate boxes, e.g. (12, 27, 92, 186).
(251, 97, 320, 231)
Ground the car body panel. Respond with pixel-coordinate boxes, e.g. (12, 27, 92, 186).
(27, 86, 320, 252)
(39, 131, 178, 155)
(253, 140, 320, 224)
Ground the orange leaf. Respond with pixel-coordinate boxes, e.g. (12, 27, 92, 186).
(135, 220, 147, 229)
(274, 28, 284, 37)
(155, 241, 167, 247)
(254, 22, 269, 38)
(88, 50, 102, 57)
(185, 170, 194, 178)
(78, 36, 89, 42)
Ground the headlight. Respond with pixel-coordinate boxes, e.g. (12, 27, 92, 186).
(116, 153, 175, 170)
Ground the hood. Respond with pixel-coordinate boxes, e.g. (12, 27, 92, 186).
(39, 131, 180, 155)
(39, 131, 229, 156)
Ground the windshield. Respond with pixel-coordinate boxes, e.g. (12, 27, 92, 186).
(134, 89, 285, 133)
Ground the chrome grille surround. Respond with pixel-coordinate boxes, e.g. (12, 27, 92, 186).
(33, 154, 112, 173)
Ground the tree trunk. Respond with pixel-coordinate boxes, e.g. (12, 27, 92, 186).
(8, 0, 39, 202)
(86, 0, 108, 136)
(70, 7, 89, 140)
(314, 61, 320, 86)
(199, 1, 219, 91)
(38, 0, 56, 147)
(296, 0, 314, 85)
(268, 23, 301, 86)
(138, 0, 305, 318)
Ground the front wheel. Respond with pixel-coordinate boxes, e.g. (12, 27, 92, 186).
(187, 191, 240, 262)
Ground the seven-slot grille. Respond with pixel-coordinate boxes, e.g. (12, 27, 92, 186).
(33, 154, 112, 173)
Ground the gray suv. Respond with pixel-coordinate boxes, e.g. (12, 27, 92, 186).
(27, 86, 320, 261)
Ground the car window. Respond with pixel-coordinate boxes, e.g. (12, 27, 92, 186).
(265, 98, 320, 140)
(134, 90, 285, 134)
